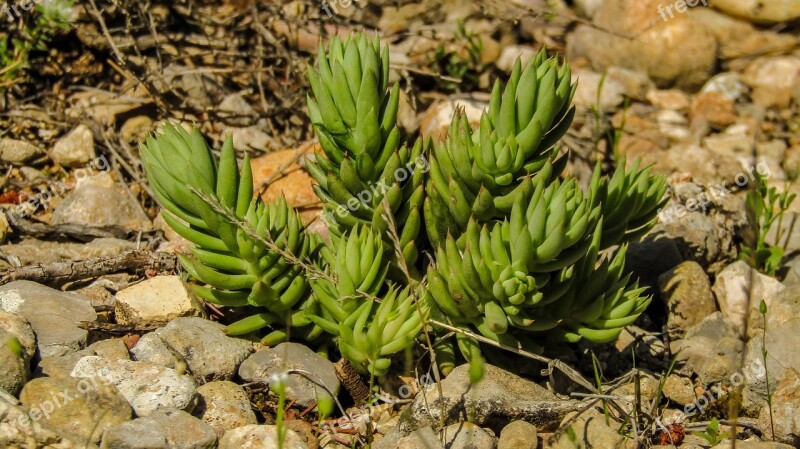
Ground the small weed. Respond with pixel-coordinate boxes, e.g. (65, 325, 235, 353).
(740, 171, 796, 275)
(430, 21, 484, 92)
(692, 418, 726, 446)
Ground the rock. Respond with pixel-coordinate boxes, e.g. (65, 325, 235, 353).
(194, 381, 257, 439)
(743, 318, 800, 413)
(66, 89, 151, 126)
(442, 422, 496, 449)
(250, 146, 320, 224)
(419, 98, 486, 142)
(567, 0, 717, 89)
(120, 116, 154, 142)
(656, 109, 691, 143)
(662, 374, 697, 406)
(0, 281, 97, 358)
(712, 261, 786, 337)
(0, 388, 89, 448)
(401, 364, 582, 433)
(672, 312, 743, 384)
(38, 338, 130, 378)
(710, 442, 795, 449)
(374, 427, 443, 449)
(690, 92, 737, 129)
(131, 332, 177, 368)
(19, 376, 132, 444)
(544, 409, 634, 449)
(145, 317, 254, 382)
(701, 72, 749, 102)
(115, 276, 204, 325)
(0, 138, 44, 163)
(759, 368, 800, 446)
(226, 125, 272, 151)
(51, 124, 95, 167)
(498, 420, 537, 449)
(710, 0, 800, 23)
(218, 424, 308, 449)
(218, 93, 255, 126)
(742, 56, 800, 109)
(51, 173, 153, 232)
(71, 356, 197, 416)
(689, 8, 796, 60)
(0, 310, 36, 360)
(101, 409, 217, 449)
(496, 45, 537, 72)
(573, 0, 603, 18)
(0, 329, 27, 395)
(647, 89, 691, 111)
(572, 69, 626, 111)
(238, 342, 338, 408)
(0, 237, 139, 265)
(606, 66, 653, 101)
(663, 144, 744, 186)
(747, 287, 800, 340)
(658, 261, 717, 331)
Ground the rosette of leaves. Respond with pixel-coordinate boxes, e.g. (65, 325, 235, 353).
(308, 226, 427, 376)
(304, 34, 425, 270)
(140, 125, 318, 344)
(599, 157, 669, 248)
(425, 50, 576, 247)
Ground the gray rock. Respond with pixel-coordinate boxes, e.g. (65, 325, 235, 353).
(0, 281, 97, 358)
(658, 261, 717, 331)
(0, 238, 139, 265)
(51, 173, 152, 232)
(115, 276, 204, 325)
(747, 287, 800, 340)
(544, 409, 634, 449)
(743, 318, 800, 413)
(218, 93, 255, 126)
(0, 138, 43, 163)
(51, 124, 95, 167)
(0, 328, 28, 395)
(0, 388, 89, 449)
(38, 338, 130, 378)
(218, 424, 308, 449)
(131, 332, 177, 368)
(498, 420, 537, 449)
(0, 310, 36, 360)
(20, 376, 132, 444)
(400, 364, 582, 433)
(238, 342, 338, 408)
(712, 261, 785, 337)
(758, 368, 800, 446)
(71, 356, 197, 416)
(100, 409, 216, 449)
(672, 312, 743, 384)
(194, 381, 257, 439)
(374, 427, 444, 449)
(443, 422, 497, 449)
(149, 317, 253, 382)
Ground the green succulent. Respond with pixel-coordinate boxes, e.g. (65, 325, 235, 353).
(140, 125, 319, 344)
(304, 34, 425, 271)
(425, 49, 576, 247)
(141, 32, 668, 379)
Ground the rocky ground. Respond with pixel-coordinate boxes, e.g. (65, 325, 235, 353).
(0, 0, 799, 448)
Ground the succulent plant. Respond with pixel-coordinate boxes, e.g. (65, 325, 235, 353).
(304, 34, 425, 271)
(425, 50, 576, 247)
(140, 125, 319, 343)
(141, 33, 667, 379)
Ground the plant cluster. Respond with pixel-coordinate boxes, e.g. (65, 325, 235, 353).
(141, 33, 667, 379)
(740, 171, 795, 275)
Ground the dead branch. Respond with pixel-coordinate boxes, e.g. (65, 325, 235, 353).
(0, 250, 177, 286)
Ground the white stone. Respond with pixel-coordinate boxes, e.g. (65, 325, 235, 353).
(51, 124, 95, 167)
(115, 276, 203, 325)
(70, 356, 197, 416)
(712, 261, 786, 337)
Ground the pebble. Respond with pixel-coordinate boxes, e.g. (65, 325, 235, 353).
(194, 381, 257, 439)
(70, 356, 197, 416)
(238, 342, 339, 408)
(101, 409, 217, 449)
(0, 138, 44, 163)
(658, 261, 717, 330)
(0, 281, 97, 358)
(19, 376, 132, 444)
(37, 337, 130, 378)
(218, 424, 308, 449)
(758, 368, 800, 446)
(712, 261, 786, 337)
(498, 420, 537, 449)
(0, 328, 28, 395)
(672, 312, 743, 385)
(51, 124, 95, 167)
(442, 422, 497, 449)
(115, 276, 204, 325)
